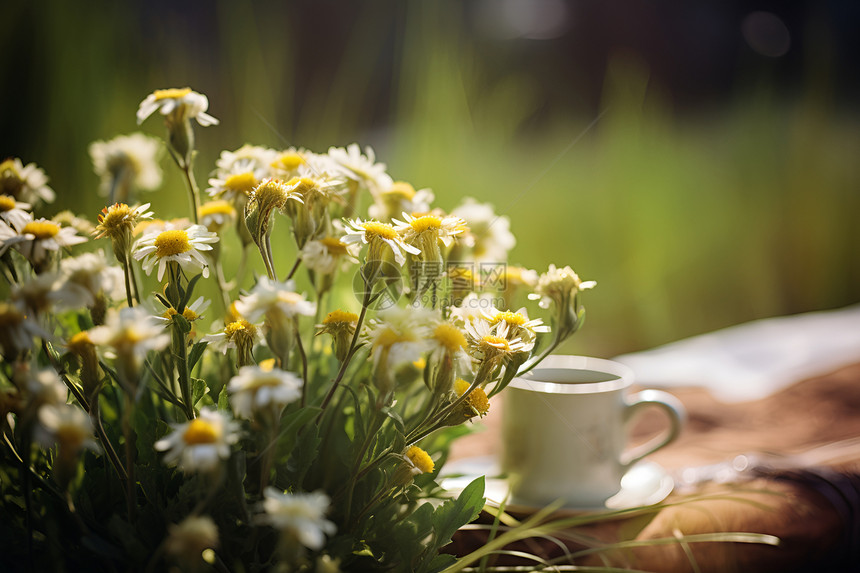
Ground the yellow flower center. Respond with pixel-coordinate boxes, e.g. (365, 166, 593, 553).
(320, 237, 348, 256)
(0, 195, 16, 212)
(491, 312, 527, 327)
(225, 172, 258, 195)
(273, 152, 306, 172)
(277, 291, 304, 305)
(374, 327, 410, 349)
(481, 335, 510, 350)
(433, 323, 466, 353)
(183, 419, 219, 445)
(385, 181, 416, 200)
(0, 303, 25, 327)
(224, 319, 256, 340)
(56, 424, 88, 450)
(362, 221, 398, 241)
(258, 358, 276, 371)
(405, 445, 434, 474)
(0, 159, 19, 176)
(455, 378, 490, 416)
(323, 310, 359, 325)
(154, 87, 192, 101)
(409, 215, 442, 234)
(254, 179, 292, 208)
(97, 203, 135, 234)
(505, 267, 525, 284)
(134, 219, 163, 236)
(199, 200, 235, 218)
(287, 177, 317, 195)
(164, 307, 200, 321)
(67, 331, 94, 354)
(22, 220, 60, 239)
(154, 229, 192, 258)
(245, 374, 284, 390)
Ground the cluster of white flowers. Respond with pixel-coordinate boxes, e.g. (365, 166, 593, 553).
(0, 86, 599, 570)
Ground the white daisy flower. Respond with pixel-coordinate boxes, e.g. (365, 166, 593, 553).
(0, 157, 55, 205)
(155, 408, 239, 474)
(215, 143, 278, 176)
(451, 198, 516, 263)
(449, 292, 503, 326)
(27, 368, 69, 408)
(269, 147, 331, 180)
(327, 143, 392, 195)
(89, 133, 163, 200)
(528, 264, 596, 310)
(228, 364, 302, 419)
(11, 271, 59, 316)
(198, 199, 236, 231)
(234, 278, 316, 324)
(203, 318, 262, 354)
(206, 162, 271, 202)
(393, 211, 466, 262)
(258, 488, 336, 551)
(0, 301, 50, 357)
(342, 218, 420, 267)
(0, 194, 32, 231)
(164, 516, 219, 564)
(300, 236, 358, 275)
(428, 320, 470, 363)
(464, 318, 528, 365)
(2, 218, 87, 266)
(89, 307, 170, 384)
(133, 222, 219, 281)
(52, 250, 125, 310)
(368, 181, 434, 221)
(365, 306, 434, 370)
(285, 168, 348, 208)
(136, 87, 219, 127)
(481, 306, 550, 349)
(34, 403, 100, 455)
(155, 296, 212, 327)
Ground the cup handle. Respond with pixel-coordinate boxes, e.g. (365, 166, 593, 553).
(621, 389, 686, 469)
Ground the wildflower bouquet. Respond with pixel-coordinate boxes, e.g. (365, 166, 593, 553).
(0, 88, 595, 572)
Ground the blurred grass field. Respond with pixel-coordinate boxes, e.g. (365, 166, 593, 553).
(3, 0, 859, 357)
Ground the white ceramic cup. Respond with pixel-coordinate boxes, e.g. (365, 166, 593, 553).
(501, 355, 685, 508)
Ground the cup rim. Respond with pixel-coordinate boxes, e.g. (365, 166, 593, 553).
(509, 355, 634, 394)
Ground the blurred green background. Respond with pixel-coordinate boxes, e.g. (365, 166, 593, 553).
(3, 0, 859, 357)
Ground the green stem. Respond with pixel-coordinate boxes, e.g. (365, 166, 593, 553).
(261, 232, 277, 281)
(319, 285, 372, 411)
(406, 374, 488, 445)
(127, 256, 142, 305)
(295, 319, 310, 408)
(173, 322, 194, 420)
(180, 161, 201, 225)
(123, 392, 137, 522)
(122, 254, 135, 308)
(284, 256, 301, 281)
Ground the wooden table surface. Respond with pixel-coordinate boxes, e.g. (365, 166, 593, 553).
(449, 362, 860, 572)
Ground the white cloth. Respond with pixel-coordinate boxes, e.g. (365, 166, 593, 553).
(614, 305, 860, 402)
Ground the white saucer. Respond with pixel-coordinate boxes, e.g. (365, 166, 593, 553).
(440, 457, 674, 513)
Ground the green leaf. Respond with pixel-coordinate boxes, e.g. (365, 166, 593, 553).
(277, 407, 323, 460)
(428, 476, 485, 556)
(381, 405, 406, 435)
(172, 312, 191, 334)
(76, 311, 94, 332)
(392, 501, 435, 569)
(179, 273, 203, 312)
(217, 384, 230, 411)
(285, 421, 321, 487)
(191, 377, 209, 408)
(187, 340, 208, 373)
